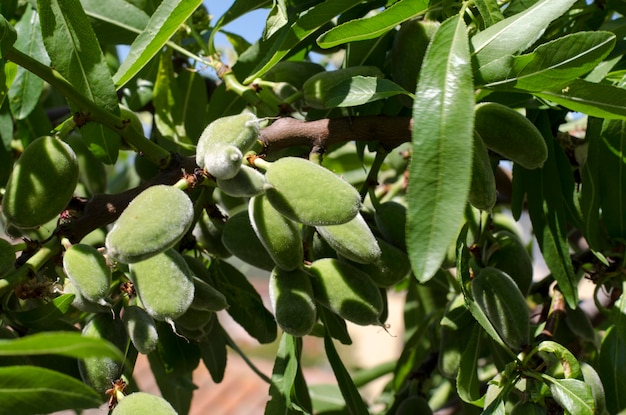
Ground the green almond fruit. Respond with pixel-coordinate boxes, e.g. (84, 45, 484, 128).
(122, 305, 159, 354)
(216, 164, 266, 197)
(308, 258, 383, 326)
(2, 136, 79, 229)
(474, 102, 547, 169)
(353, 237, 411, 287)
(196, 112, 260, 180)
(65, 134, 107, 195)
(269, 267, 317, 337)
(129, 249, 195, 321)
(391, 19, 439, 108)
(250, 195, 303, 271)
(485, 230, 533, 296)
(316, 213, 381, 264)
(78, 313, 128, 394)
(468, 132, 497, 211)
(471, 266, 530, 351)
(221, 210, 276, 271)
(192, 210, 231, 259)
(63, 244, 111, 306)
(264, 157, 361, 226)
(174, 306, 215, 332)
(106, 185, 194, 263)
(190, 276, 228, 312)
(63, 279, 111, 313)
(374, 201, 407, 250)
(112, 392, 177, 415)
(303, 66, 384, 109)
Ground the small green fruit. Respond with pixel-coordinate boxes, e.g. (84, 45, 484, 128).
(63, 244, 111, 306)
(221, 210, 276, 271)
(308, 258, 383, 326)
(106, 185, 194, 263)
(196, 113, 260, 180)
(353, 237, 411, 287)
(63, 280, 111, 313)
(122, 305, 158, 354)
(78, 313, 127, 394)
(65, 134, 107, 195)
(249, 194, 303, 271)
(192, 210, 231, 259)
(112, 392, 177, 415)
(374, 201, 406, 250)
(468, 132, 497, 211)
(264, 157, 361, 226)
(269, 267, 317, 336)
(316, 213, 381, 264)
(471, 266, 530, 351)
(190, 276, 228, 312)
(174, 306, 215, 332)
(129, 249, 195, 321)
(3, 136, 79, 228)
(216, 165, 266, 197)
(474, 102, 547, 169)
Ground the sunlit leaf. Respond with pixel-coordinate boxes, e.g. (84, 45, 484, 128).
(543, 375, 595, 415)
(534, 80, 626, 119)
(322, 76, 411, 108)
(407, 14, 474, 282)
(0, 332, 123, 360)
(474, 0, 504, 26)
(316, 0, 429, 48)
(81, 0, 150, 45)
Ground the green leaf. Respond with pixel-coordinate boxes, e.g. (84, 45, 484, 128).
(0, 13, 17, 58)
(0, 366, 101, 414)
(598, 286, 626, 414)
(199, 323, 227, 383)
(265, 334, 309, 414)
(37, 0, 120, 164)
(543, 375, 595, 415)
(208, 0, 271, 54)
(482, 32, 616, 90)
(580, 363, 607, 415)
(8, 4, 49, 120)
(0, 332, 123, 360)
(81, 0, 150, 45)
(316, 0, 429, 48)
(456, 324, 482, 403)
(537, 340, 581, 379)
(534, 79, 626, 119)
(474, 0, 504, 26)
(264, 0, 289, 40)
(244, 0, 363, 83)
(406, 14, 474, 282)
(471, 0, 576, 67)
(112, 0, 203, 89)
(210, 259, 277, 344)
(4, 294, 75, 330)
(323, 331, 369, 415)
(322, 76, 411, 108)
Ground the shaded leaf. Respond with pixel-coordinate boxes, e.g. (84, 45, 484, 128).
(244, 0, 363, 83)
(199, 323, 227, 383)
(4, 294, 75, 330)
(8, 4, 49, 120)
(580, 363, 607, 415)
(598, 286, 626, 414)
(0, 13, 17, 58)
(316, 0, 429, 48)
(0, 366, 101, 414)
(474, 0, 504, 26)
(113, 0, 203, 89)
(471, 0, 576, 67)
(406, 15, 474, 282)
(534, 79, 626, 119)
(38, 0, 120, 164)
(456, 324, 482, 403)
(265, 334, 310, 414)
(537, 340, 581, 379)
(81, 0, 150, 45)
(264, 0, 289, 40)
(482, 32, 616, 90)
(0, 332, 123, 360)
(323, 331, 369, 415)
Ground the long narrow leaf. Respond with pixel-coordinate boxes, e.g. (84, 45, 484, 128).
(81, 0, 150, 45)
(208, 0, 272, 54)
(471, 0, 576, 66)
(0, 366, 101, 414)
(8, 5, 49, 120)
(543, 375, 595, 415)
(113, 0, 203, 89)
(316, 0, 429, 48)
(0, 332, 123, 360)
(406, 14, 474, 282)
(483, 32, 616, 90)
(244, 0, 363, 84)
